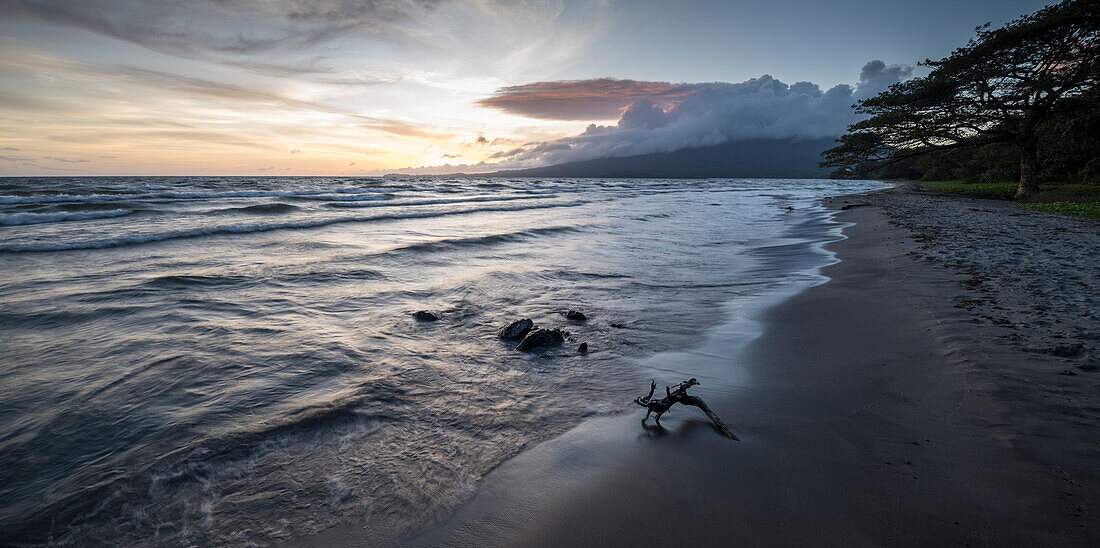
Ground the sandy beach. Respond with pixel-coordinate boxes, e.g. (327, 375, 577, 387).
(356, 184, 1100, 547)
(6, 1, 1097, 545)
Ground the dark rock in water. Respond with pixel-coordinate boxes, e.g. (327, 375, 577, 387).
(577, 342, 588, 353)
(515, 328, 565, 351)
(498, 318, 535, 340)
(610, 323, 626, 328)
(413, 310, 440, 322)
(564, 309, 587, 321)
(1047, 343, 1084, 357)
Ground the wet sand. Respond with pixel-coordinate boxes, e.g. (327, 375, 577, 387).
(311, 186, 1100, 547)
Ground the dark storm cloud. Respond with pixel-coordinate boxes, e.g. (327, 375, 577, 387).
(478, 78, 713, 120)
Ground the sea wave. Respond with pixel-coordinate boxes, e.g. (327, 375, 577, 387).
(4, 386, 404, 545)
(292, 193, 393, 202)
(325, 194, 555, 208)
(0, 209, 134, 226)
(390, 225, 582, 255)
(0, 200, 590, 253)
(0, 189, 340, 205)
(219, 203, 300, 214)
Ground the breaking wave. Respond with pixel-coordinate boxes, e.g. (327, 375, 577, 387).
(0, 209, 134, 226)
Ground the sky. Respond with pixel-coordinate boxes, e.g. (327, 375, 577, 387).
(0, 0, 1055, 176)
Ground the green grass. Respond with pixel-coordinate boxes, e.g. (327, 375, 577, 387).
(920, 180, 1018, 199)
(1018, 200, 1100, 221)
(915, 180, 1100, 221)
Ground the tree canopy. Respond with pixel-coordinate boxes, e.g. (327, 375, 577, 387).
(822, 0, 1100, 199)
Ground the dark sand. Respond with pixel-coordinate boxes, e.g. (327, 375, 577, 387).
(306, 188, 1099, 547)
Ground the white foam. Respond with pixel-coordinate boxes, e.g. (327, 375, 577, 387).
(0, 189, 344, 205)
(0, 209, 134, 226)
(327, 194, 555, 208)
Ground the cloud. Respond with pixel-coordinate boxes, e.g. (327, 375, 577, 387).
(480, 61, 912, 167)
(0, 1, 443, 57)
(856, 60, 912, 95)
(478, 78, 711, 120)
(104, 65, 300, 104)
(43, 156, 89, 163)
(0, 44, 449, 143)
(220, 59, 404, 85)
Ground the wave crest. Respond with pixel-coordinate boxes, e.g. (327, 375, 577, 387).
(0, 209, 133, 226)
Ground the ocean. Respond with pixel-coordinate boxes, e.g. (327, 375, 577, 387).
(0, 176, 882, 545)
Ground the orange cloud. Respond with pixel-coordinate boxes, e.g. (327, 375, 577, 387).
(477, 78, 713, 120)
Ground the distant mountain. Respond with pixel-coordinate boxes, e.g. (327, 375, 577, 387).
(474, 137, 837, 179)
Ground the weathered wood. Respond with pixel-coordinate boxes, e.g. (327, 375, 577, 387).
(633, 378, 737, 440)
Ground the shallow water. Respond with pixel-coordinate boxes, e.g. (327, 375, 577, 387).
(0, 176, 882, 545)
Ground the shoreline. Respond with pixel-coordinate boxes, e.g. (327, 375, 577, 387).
(285, 194, 857, 548)
(302, 185, 1099, 546)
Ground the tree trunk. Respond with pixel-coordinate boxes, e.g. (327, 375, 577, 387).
(1016, 134, 1040, 201)
(634, 379, 738, 440)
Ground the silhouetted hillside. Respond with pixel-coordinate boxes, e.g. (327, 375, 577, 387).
(481, 138, 836, 178)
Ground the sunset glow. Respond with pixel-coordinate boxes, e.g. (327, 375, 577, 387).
(0, 0, 1054, 176)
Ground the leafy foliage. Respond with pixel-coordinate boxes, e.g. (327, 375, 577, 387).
(823, 0, 1100, 198)
(854, 88, 1100, 185)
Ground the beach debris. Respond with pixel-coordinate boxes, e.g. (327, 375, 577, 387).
(577, 342, 588, 353)
(634, 378, 737, 440)
(498, 318, 535, 340)
(515, 328, 565, 351)
(564, 309, 587, 321)
(412, 310, 440, 322)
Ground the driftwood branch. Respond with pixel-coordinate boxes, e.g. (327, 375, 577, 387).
(633, 379, 737, 440)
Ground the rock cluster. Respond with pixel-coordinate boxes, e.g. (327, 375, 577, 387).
(412, 308, 596, 353)
(497, 318, 534, 340)
(492, 309, 594, 353)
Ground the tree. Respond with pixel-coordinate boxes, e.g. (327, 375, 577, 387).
(822, 0, 1100, 199)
